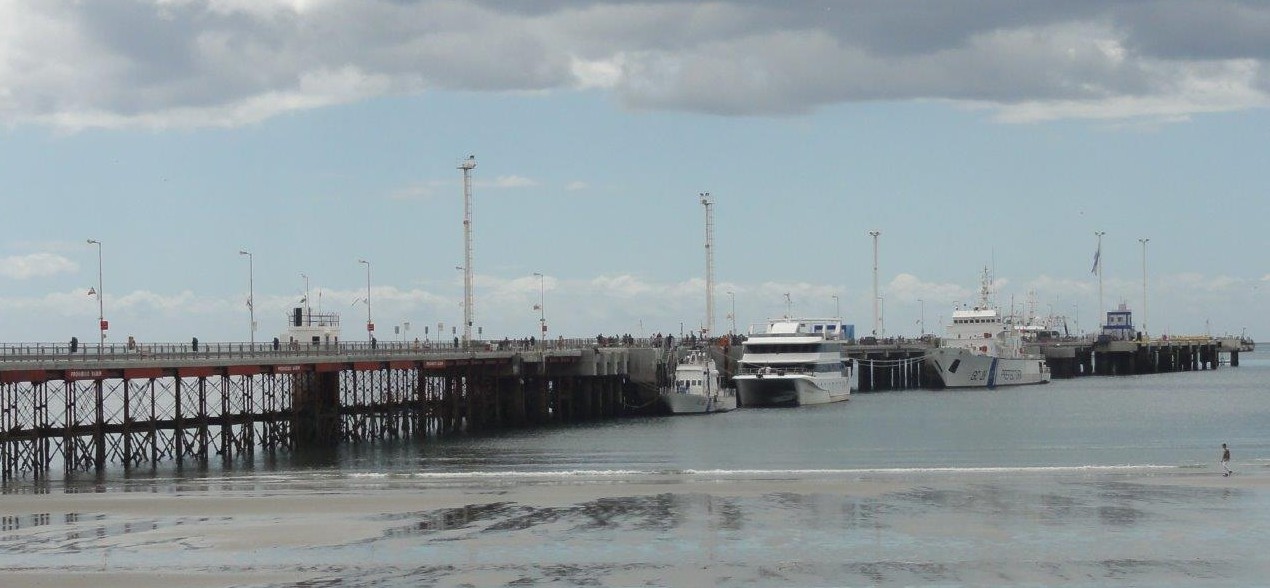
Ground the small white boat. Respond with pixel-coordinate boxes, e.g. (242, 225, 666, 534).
(926, 268, 1051, 389)
(660, 348, 738, 415)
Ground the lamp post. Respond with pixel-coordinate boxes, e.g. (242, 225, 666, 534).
(726, 290, 736, 336)
(358, 259, 372, 340)
(917, 298, 925, 337)
(87, 239, 104, 353)
(533, 272, 546, 351)
(238, 250, 254, 346)
(1139, 238, 1149, 339)
(832, 294, 840, 322)
(869, 230, 880, 337)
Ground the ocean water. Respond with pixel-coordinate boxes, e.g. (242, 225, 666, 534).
(332, 356, 1270, 476)
(3, 360, 1269, 586)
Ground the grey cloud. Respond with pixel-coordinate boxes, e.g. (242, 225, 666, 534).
(2, 0, 1267, 128)
(1115, 0, 1270, 60)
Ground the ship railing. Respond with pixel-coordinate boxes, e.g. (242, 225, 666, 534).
(734, 364, 810, 377)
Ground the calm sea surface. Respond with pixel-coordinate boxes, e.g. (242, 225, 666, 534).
(4, 359, 1269, 586)
(305, 357, 1270, 476)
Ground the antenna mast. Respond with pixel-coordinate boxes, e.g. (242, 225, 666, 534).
(459, 155, 476, 347)
(700, 192, 715, 338)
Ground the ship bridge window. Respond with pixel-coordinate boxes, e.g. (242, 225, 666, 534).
(745, 343, 821, 354)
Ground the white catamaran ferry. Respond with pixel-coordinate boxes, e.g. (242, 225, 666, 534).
(925, 269, 1051, 389)
(733, 318, 857, 407)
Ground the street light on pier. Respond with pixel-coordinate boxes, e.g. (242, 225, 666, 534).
(533, 272, 546, 351)
(358, 259, 373, 340)
(869, 230, 881, 337)
(726, 290, 736, 336)
(239, 250, 255, 345)
(86, 239, 105, 353)
(832, 294, 840, 324)
(1139, 238, 1149, 339)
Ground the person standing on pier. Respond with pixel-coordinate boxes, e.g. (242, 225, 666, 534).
(1221, 443, 1232, 476)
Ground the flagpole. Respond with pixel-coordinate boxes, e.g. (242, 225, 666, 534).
(1094, 231, 1105, 330)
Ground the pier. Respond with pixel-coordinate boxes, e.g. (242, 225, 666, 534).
(0, 340, 658, 480)
(1, 333, 1253, 479)
(1032, 336, 1253, 378)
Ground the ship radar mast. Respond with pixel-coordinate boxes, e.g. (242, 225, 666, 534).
(976, 266, 995, 309)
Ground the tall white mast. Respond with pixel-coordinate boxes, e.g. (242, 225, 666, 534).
(700, 192, 715, 339)
(459, 155, 476, 347)
(869, 230, 880, 336)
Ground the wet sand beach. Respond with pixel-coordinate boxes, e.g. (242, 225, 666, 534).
(3, 467, 1267, 587)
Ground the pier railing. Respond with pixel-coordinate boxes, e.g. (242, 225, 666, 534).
(0, 337, 673, 365)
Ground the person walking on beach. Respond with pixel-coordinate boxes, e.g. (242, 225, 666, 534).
(1221, 443, 1232, 476)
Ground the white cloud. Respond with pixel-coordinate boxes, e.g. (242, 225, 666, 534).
(1165, 272, 1248, 294)
(478, 175, 539, 189)
(990, 64, 1269, 124)
(589, 273, 656, 298)
(565, 180, 589, 191)
(387, 183, 438, 201)
(0, 253, 78, 279)
(571, 55, 624, 89)
(886, 273, 971, 307)
(1, 266, 1264, 342)
(198, 0, 342, 19)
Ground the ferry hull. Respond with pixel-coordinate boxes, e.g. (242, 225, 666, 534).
(659, 390, 738, 414)
(926, 347, 1050, 389)
(734, 374, 853, 407)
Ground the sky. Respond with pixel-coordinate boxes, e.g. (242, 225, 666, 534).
(1, 0, 1268, 345)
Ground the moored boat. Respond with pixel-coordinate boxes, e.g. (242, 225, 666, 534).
(925, 268, 1050, 388)
(733, 318, 857, 407)
(660, 347, 738, 414)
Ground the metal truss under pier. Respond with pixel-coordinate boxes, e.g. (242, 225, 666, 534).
(1, 348, 654, 480)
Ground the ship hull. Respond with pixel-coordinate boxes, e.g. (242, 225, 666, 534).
(660, 390, 738, 414)
(734, 373, 853, 407)
(926, 347, 1050, 388)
